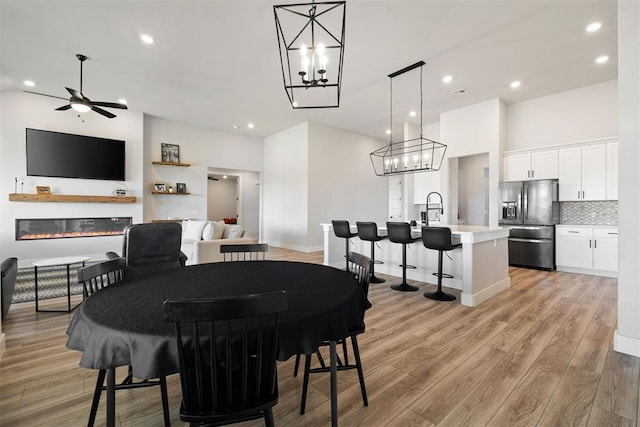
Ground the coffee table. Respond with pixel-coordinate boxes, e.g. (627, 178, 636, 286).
(33, 256, 89, 312)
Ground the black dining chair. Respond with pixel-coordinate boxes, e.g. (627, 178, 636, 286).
(164, 291, 288, 427)
(421, 226, 461, 301)
(77, 258, 170, 427)
(386, 222, 421, 291)
(220, 243, 269, 261)
(356, 221, 387, 283)
(111, 222, 185, 280)
(296, 252, 372, 415)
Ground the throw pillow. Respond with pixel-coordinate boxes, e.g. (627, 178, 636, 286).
(202, 222, 216, 240)
(213, 220, 226, 239)
(183, 220, 207, 241)
(223, 224, 244, 239)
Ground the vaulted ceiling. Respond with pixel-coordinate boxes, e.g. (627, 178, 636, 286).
(0, 0, 618, 140)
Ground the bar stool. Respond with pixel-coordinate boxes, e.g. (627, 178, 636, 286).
(332, 220, 358, 271)
(356, 222, 386, 283)
(385, 222, 421, 291)
(421, 226, 461, 301)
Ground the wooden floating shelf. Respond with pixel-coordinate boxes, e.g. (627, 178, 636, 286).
(152, 161, 191, 167)
(151, 191, 190, 195)
(8, 193, 137, 203)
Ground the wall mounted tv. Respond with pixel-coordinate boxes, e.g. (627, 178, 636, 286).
(26, 128, 125, 181)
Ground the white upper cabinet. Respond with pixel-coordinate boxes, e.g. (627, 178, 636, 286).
(558, 144, 606, 201)
(606, 142, 618, 200)
(413, 170, 441, 204)
(503, 149, 558, 182)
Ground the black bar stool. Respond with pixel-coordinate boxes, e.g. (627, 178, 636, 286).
(356, 222, 386, 283)
(421, 226, 461, 301)
(332, 220, 358, 271)
(385, 222, 420, 292)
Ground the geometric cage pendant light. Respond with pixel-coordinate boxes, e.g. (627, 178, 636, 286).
(273, 1, 346, 109)
(370, 61, 447, 176)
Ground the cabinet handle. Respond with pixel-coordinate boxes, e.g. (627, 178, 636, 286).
(594, 240, 597, 249)
(568, 231, 579, 233)
(582, 190, 585, 199)
(531, 170, 534, 178)
(578, 190, 581, 199)
(589, 239, 592, 248)
(608, 232, 618, 235)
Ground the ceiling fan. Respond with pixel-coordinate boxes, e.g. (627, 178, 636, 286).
(25, 54, 127, 119)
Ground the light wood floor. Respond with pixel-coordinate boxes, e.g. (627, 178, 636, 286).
(1, 247, 638, 426)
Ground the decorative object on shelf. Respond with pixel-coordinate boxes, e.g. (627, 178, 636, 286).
(176, 183, 187, 194)
(168, 186, 175, 193)
(14, 177, 17, 193)
(153, 182, 167, 193)
(36, 186, 51, 195)
(370, 61, 447, 176)
(112, 183, 128, 197)
(161, 143, 180, 163)
(273, 1, 346, 109)
(24, 54, 128, 119)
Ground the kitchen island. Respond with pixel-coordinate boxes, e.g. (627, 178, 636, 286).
(322, 223, 510, 307)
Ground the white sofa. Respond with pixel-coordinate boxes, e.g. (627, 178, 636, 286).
(180, 220, 253, 265)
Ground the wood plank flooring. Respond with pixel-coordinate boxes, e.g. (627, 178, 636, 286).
(1, 247, 638, 426)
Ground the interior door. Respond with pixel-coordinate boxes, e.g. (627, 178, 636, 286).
(388, 177, 403, 220)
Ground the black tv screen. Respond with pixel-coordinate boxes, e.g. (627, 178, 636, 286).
(26, 128, 125, 181)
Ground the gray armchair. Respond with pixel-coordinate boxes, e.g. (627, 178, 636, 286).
(1, 257, 18, 320)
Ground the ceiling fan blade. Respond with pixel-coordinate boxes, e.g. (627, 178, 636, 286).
(92, 106, 116, 119)
(65, 87, 83, 99)
(92, 101, 128, 110)
(55, 104, 72, 111)
(23, 90, 68, 101)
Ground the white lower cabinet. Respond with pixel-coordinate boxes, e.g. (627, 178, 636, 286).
(556, 225, 618, 277)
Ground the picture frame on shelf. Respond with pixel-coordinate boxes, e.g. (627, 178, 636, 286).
(153, 182, 167, 193)
(161, 143, 180, 163)
(36, 186, 51, 194)
(176, 183, 187, 193)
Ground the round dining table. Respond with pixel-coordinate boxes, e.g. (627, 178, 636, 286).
(66, 260, 371, 427)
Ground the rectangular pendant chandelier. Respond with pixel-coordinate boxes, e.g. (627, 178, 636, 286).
(370, 61, 448, 176)
(273, 1, 346, 109)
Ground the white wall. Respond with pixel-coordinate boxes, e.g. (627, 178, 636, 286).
(207, 178, 237, 221)
(440, 98, 505, 226)
(458, 153, 489, 226)
(615, 0, 640, 358)
(506, 80, 618, 150)
(307, 122, 388, 251)
(0, 91, 144, 266)
(142, 116, 263, 223)
(263, 122, 309, 251)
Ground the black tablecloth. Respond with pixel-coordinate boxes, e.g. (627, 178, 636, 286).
(66, 261, 371, 380)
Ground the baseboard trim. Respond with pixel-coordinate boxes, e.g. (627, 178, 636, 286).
(461, 277, 511, 307)
(614, 330, 640, 357)
(0, 332, 5, 360)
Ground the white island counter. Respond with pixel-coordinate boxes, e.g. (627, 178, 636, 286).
(321, 223, 510, 307)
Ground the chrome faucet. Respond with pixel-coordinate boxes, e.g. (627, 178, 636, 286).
(425, 191, 444, 226)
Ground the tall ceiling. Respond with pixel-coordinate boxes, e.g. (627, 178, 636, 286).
(0, 0, 618, 140)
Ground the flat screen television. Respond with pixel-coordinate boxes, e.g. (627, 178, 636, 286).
(26, 128, 125, 181)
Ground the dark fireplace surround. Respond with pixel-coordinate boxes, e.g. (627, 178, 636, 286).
(16, 217, 132, 241)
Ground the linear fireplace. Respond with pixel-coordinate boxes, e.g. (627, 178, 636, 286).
(16, 217, 132, 241)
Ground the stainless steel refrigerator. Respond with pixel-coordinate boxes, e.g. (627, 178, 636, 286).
(499, 179, 559, 270)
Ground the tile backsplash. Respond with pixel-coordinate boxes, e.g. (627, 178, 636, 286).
(560, 201, 618, 225)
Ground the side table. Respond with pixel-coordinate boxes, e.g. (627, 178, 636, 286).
(33, 256, 90, 313)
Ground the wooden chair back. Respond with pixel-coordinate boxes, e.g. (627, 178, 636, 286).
(220, 243, 268, 262)
(77, 258, 127, 298)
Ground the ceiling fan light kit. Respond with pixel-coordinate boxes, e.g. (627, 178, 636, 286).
(26, 53, 127, 119)
(370, 61, 448, 177)
(273, 1, 346, 109)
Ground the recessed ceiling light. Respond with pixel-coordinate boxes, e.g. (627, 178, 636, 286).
(140, 34, 155, 45)
(442, 75, 453, 84)
(23, 80, 35, 87)
(595, 55, 609, 64)
(385, 129, 391, 135)
(247, 123, 254, 129)
(586, 22, 602, 33)
(510, 81, 521, 89)
(223, 175, 228, 179)
(232, 125, 239, 129)
(409, 111, 417, 117)
(118, 98, 128, 105)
